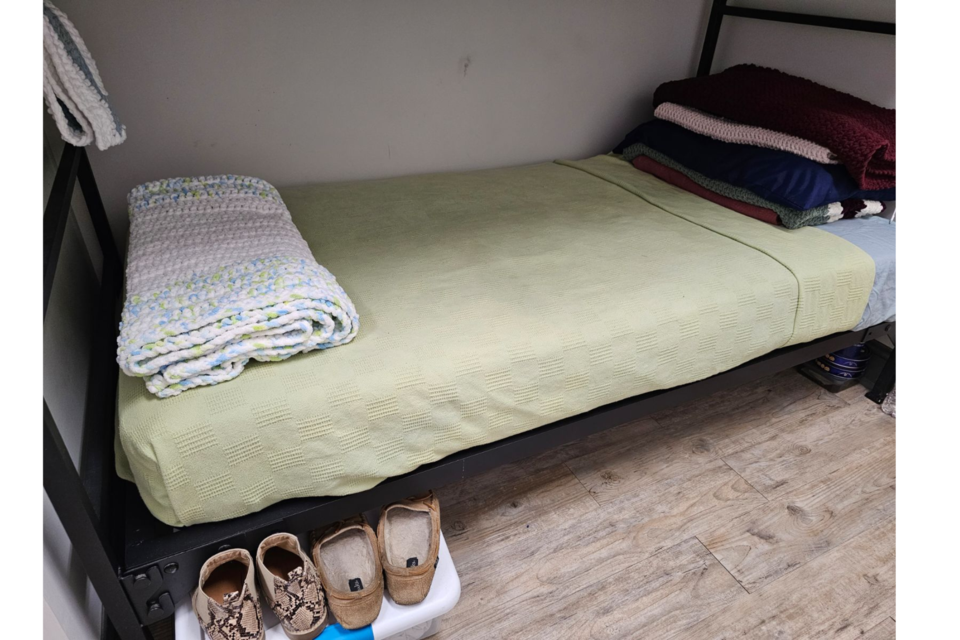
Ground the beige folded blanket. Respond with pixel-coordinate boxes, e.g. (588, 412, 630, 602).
(655, 102, 838, 165)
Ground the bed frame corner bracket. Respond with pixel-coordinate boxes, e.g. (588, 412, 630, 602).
(120, 565, 176, 625)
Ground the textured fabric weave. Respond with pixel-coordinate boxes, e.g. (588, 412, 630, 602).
(654, 103, 837, 164)
(820, 217, 896, 330)
(116, 156, 873, 526)
(117, 175, 359, 397)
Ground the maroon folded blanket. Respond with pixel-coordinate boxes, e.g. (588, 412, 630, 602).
(653, 65, 895, 190)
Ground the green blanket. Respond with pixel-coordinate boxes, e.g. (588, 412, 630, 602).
(117, 155, 874, 526)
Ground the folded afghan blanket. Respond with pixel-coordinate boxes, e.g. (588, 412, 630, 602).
(654, 102, 838, 164)
(623, 144, 884, 229)
(117, 176, 359, 397)
(43, 1, 126, 150)
(653, 65, 895, 190)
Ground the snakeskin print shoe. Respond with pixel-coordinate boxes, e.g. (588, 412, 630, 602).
(255, 533, 327, 640)
(378, 491, 442, 605)
(193, 548, 264, 640)
(311, 515, 384, 629)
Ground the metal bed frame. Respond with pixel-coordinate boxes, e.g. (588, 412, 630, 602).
(42, 2, 895, 638)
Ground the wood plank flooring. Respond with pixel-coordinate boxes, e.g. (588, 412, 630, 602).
(434, 370, 895, 639)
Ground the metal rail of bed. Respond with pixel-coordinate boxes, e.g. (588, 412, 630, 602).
(42, 2, 895, 637)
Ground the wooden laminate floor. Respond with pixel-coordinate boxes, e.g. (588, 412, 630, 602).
(433, 370, 895, 639)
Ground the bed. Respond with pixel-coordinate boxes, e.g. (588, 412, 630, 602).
(42, 3, 895, 637)
(116, 154, 885, 527)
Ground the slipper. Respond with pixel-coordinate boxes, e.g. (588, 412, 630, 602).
(311, 515, 384, 629)
(377, 491, 441, 605)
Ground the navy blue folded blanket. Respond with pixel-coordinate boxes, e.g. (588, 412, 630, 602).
(613, 120, 895, 210)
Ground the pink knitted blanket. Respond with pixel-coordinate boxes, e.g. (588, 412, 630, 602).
(654, 103, 838, 164)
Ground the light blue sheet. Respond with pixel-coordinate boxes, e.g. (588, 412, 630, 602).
(820, 216, 896, 330)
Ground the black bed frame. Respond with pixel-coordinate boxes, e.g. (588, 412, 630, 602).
(42, 3, 895, 638)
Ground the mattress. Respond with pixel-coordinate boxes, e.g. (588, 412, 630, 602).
(116, 155, 875, 527)
(819, 216, 896, 329)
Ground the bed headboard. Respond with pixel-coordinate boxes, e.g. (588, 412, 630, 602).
(697, 0, 895, 77)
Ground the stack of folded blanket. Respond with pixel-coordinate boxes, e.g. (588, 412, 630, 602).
(613, 65, 895, 229)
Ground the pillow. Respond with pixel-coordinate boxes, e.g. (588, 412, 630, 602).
(613, 120, 894, 210)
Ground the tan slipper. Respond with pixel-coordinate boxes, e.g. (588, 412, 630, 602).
(377, 491, 441, 605)
(193, 548, 264, 640)
(311, 516, 384, 629)
(255, 533, 327, 640)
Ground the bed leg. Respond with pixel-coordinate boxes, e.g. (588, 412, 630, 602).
(865, 347, 895, 404)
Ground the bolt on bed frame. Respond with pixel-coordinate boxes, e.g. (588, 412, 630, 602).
(42, 4, 894, 638)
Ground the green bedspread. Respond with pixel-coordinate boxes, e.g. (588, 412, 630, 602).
(116, 155, 874, 526)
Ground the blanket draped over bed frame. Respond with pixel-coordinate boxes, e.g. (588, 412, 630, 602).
(43, 0, 126, 150)
(116, 156, 873, 527)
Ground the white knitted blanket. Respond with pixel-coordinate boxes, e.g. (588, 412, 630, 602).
(655, 102, 837, 165)
(117, 176, 359, 398)
(43, 1, 126, 150)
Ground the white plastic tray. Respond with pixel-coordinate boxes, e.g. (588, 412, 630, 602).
(175, 533, 460, 640)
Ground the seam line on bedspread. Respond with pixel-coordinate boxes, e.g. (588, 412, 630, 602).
(554, 159, 804, 345)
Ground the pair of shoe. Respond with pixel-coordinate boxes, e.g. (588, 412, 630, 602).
(193, 492, 440, 639)
(312, 492, 441, 629)
(193, 533, 326, 640)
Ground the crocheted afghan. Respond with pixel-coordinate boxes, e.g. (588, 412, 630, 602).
(42, 1, 125, 150)
(654, 102, 838, 165)
(117, 176, 359, 398)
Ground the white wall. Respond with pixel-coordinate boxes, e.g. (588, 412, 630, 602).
(55, 0, 712, 251)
